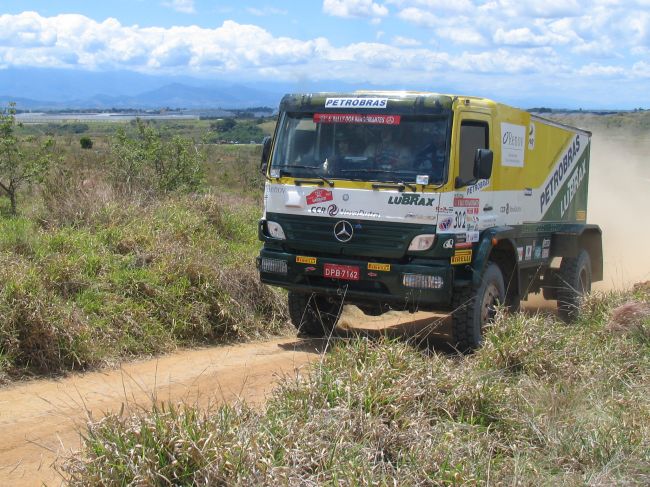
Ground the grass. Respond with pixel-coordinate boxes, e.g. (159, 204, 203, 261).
(0, 193, 288, 380)
(0, 128, 287, 381)
(64, 287, 650, 485)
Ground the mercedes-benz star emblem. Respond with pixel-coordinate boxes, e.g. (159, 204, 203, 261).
(333, 220, 354, 242)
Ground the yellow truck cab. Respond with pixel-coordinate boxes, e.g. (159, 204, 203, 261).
(257, 91, 602, 351)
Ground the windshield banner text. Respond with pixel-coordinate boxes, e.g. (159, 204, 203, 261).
(313, 113, 401, 125)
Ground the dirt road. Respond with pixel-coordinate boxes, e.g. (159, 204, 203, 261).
(0, 308, 448, 486)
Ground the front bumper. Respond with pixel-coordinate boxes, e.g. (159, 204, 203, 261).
(257, 248, 454, 307)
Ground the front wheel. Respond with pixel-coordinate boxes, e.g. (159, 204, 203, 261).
(557, 249, 592, 322)
(288, 291, 341, 337)
(451, 263, 505, 353)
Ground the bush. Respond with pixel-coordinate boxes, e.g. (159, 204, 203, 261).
(109, 119, 204, 194)
(79, 136, 93, 149)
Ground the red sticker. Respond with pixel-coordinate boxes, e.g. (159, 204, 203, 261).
(306, 189, 333, 205)
(453, 196, 480, 208)
(313, 113, 401, 125)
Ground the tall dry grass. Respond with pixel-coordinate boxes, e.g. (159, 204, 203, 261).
(65, 286, 649, 485)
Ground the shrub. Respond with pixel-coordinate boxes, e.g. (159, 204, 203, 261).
(109, 119, 204, 194)
(79, 136, 93, 149)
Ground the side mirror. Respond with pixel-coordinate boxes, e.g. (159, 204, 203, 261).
(473, 148, 493, 180)
(260, 136, 272, 175)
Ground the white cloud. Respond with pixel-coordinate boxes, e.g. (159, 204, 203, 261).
(577, 63, 626, 77)
(388, 0, 473, 14)
(436, 26, 485, 45)
(397, 7, 438, 27)
(392, 35, 421, 46)
(0, 8, 646, 104)
(163, 0, 195, 14)
(323, 0, 388, 19)
(632, 60, 650, 77)
(247, 7, 288, 17)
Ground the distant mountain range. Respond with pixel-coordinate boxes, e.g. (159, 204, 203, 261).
(0, 68, 379, 110)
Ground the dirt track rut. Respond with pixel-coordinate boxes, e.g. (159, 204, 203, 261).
(0, 303, 550, 486)
(0, 336, 326, 486)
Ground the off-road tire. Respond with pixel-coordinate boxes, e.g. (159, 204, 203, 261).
(451, 262, 505, 353)
(557, 249, 591, 322)
(288, 291, 341, 337)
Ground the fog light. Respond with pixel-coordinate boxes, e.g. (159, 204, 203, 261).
(261, 258, 287, 274)
(403, 274, 444, 289)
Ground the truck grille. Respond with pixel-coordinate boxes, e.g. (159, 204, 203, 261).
(268, 213, 436, 259)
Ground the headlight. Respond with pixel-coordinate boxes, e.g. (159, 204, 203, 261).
(408, 234, 436, 251)
(266, 221, 286, 240)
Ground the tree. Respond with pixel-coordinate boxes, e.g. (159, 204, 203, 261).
(0, 103, 56, 215)
(210, 118, 236, 133)
(109, 119, 203, 194)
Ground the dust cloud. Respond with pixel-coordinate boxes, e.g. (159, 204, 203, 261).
(588, 131, 650, 289)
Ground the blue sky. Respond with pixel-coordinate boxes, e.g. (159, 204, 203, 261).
(1, 1, 649, 108)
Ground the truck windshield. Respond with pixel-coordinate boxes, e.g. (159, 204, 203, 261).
(270, 112, 449, 184)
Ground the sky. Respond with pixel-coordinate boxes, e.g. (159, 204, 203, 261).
(1, 0, 649, 108)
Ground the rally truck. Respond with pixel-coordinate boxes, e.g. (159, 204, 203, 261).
(257, 92, 602, 351)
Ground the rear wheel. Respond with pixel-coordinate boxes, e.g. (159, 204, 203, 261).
(451, 263, 505, 353)
(557, 249, 591, 322)
(288, 291, 341, 337)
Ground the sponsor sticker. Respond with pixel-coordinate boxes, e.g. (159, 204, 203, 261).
(542, 238, 551, 249)
(442, 238, 454, 249)
(325, 97, 387, 109)
(539, 134, 582, 214)
(466, 179, 490, 194)
(296, 256, 317, 265)
(525, 245, 533, 260)
(388, 194, 435, 206)
(501, 122, 526, 167)
(314, 113, 400, 125)
(528, 122, 536, 150)
(451, 249, 472, 265)
(533, 245, 542, 260)
(306, 189, 333, 205)
(517, 247, 524, 262)
(500, 203, 522, 214)
(368, 262, 391, 272)
(541, 248, 550, 259)
(453, 196, 480, 208)
(438, 216, 453, 231)
(467, 231, 479, 243)
(576, 210, 586, 221)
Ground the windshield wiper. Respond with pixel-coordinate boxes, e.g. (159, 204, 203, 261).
(294, 176, 334, 187)
(273, 164, 335, 187)
(280, 164, 323, 170)
(371, 181, 418, 192)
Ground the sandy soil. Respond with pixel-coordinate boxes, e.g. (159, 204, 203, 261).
(0, 307, 454, 486)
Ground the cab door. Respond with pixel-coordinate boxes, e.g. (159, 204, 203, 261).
(450, 112, 496, 235)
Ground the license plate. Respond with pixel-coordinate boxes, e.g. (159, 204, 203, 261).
(323, 263, 360, 281)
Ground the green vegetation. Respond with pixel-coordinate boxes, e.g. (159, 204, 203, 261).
(110, 120, 204, 193)
(65, 288, 650, 485)
(0, 114, 286, 381)
(204, 118, 266, 144)
(79, 136, 93, 149)
(0, 103, 58, 215)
